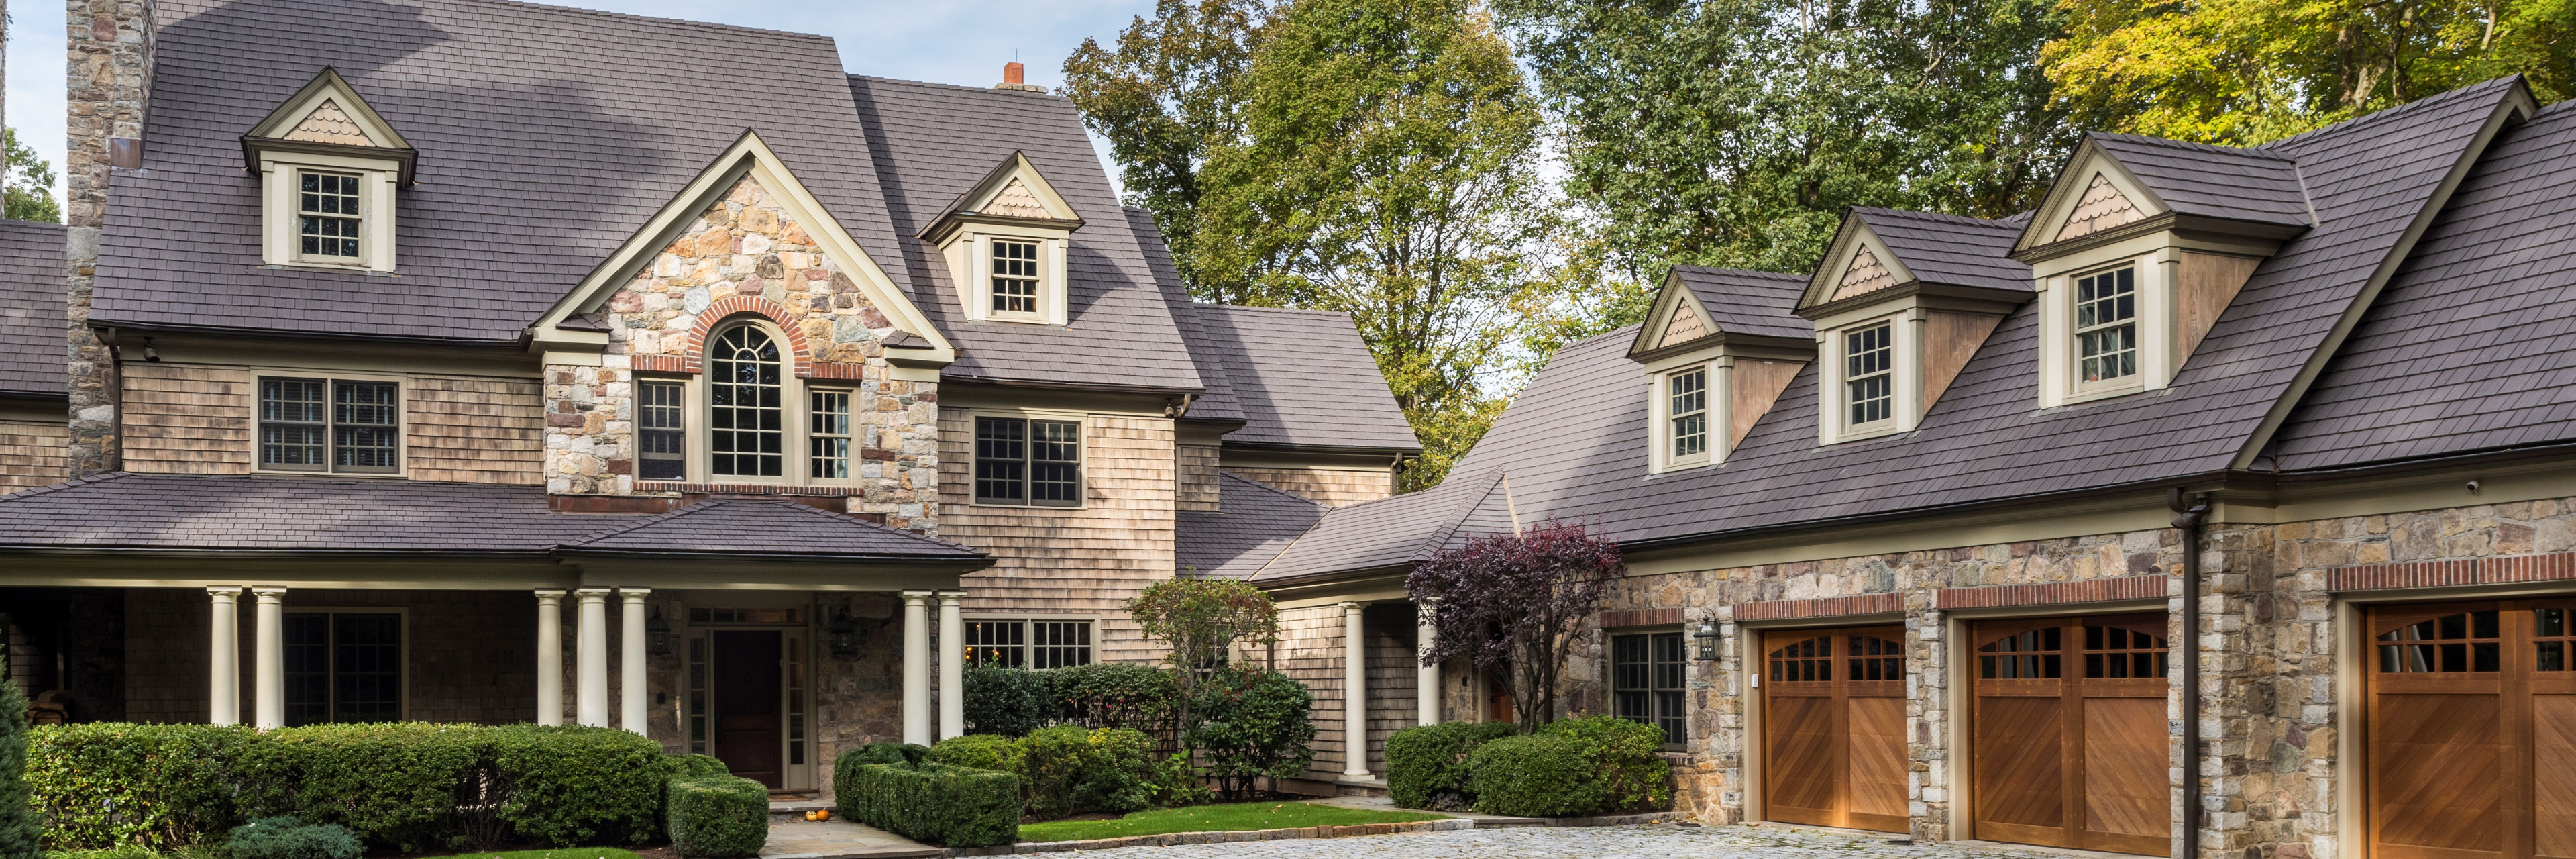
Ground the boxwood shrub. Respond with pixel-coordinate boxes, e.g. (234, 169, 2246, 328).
(1462, 716, 1673, 818)
(25, 723, 256, 848)
(1383, 721, 1518, 809)
(225, 816, 360, 859)
(834, 746, 1020, 848)
(665, 774, 769, 858)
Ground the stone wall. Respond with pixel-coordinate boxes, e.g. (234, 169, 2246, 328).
(66, 0, 158, 477)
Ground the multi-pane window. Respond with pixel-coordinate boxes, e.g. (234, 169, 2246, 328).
(992, 240, 1040, 314)
(282, 611, 400, 726)
(1668, 368, 1707, 460)
(639, 381, 687, 481)
(299, 172, 363, 259)
(974, 416, 1081, 506)
(1612, 631, 1687, 746)
(964, 619, 1095, 668)
(1979, 626, 2063, 678)
(1845, 323, 1894, 427)
(2377, 608, 2500, 673)
(2075, 266, 2138, 385)
(708, 325, 784, 477)
(260, 377, 398, 474)
(809, 390, 852, 480)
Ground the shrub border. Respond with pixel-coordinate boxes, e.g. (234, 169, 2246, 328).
(941, 812, 1690, 856)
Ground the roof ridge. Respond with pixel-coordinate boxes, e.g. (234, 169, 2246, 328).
(1851, 207, 2027, 228)
(1670, 264, 1809, 281)
(564, 498, 974, 550)
(2089, 131, 2294, 162)
(1202, 303, 1354, 317)
(1217, 472, 1328, 510)
(1407, 471, 1511, 563)
(437, 0, 837, 42)
(848, 73, 1067, 99)
(0, 470, 133, 503)
(2257, 76, 2522, 150)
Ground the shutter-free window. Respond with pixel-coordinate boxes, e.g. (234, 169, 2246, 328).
(991, 240, 1040, 314)
(810, 389, 852, 480)
(282, 611, 402, 726)
(2075, 266, 2139, 385)
(964, 619, 1094, 668)
(1668, 368, 1708, 460)
(708, 325, 784, 478)
(332, 382, 400, 474)
(298, 172, 363, 259)
(1613, 631, 1688, 745)
(639, 381, 686, 481)
(260, 376, 398, 474)
(1845, 324, 1895, 428)
(975, 416, 1081, 506)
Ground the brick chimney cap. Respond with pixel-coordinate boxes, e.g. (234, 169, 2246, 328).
(1004, 62, 1025, 85)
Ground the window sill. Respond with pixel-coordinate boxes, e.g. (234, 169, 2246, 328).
(1825, 423, 1902, 444)
(635, 481, 864, 497)
(253, 468, 409, 479)
(2061, 381, 2147, 407)
(979, 313, 1053, 326)
(966, 499, 1090, 511)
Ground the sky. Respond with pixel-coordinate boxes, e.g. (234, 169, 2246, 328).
(5, 0, 1159, 207)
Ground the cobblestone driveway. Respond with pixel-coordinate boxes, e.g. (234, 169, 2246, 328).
(1061, 823, 2078, 859)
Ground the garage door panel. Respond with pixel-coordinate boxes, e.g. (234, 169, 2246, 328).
(2377, 693, 2502, 852)
(1848, 695, 1908, 823)
(1768, 688, 1837, 821)
(1763, 627, 1907, 833)
(2538, 693, 2576, 859)
(1978, 693, 2065, 830)
(1973, 615, 2169, 857)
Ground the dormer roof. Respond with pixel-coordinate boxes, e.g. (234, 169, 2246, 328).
(1628, 266, 1811, 361)
(918, 151, 1086, 246)
(239, 67, 419, 184)
(2012, 133, 2316, 259)
(1801, 208, 2031, 321)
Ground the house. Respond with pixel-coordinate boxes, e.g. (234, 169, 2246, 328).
(1215, 76, 2576, 859)
(0, 0, 1415, 795)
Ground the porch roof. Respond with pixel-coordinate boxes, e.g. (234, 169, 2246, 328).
(0, 472, 985, 564)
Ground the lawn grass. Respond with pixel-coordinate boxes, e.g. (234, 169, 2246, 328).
(411, 849, 644, 859)
(1016, 801, 1446, 842)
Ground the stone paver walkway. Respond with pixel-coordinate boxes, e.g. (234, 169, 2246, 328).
(1055, 822, 2082, 859)
(760, 817, 940, 859)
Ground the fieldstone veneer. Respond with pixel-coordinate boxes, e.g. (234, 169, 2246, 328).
(543, 178, 939, 532)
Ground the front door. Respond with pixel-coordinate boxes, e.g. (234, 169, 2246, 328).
(712, 630, 783, 788)
(2366, 599, 2576, 859)
(1970, 613, 2171, 856)
(1762, 626, 1909, 833)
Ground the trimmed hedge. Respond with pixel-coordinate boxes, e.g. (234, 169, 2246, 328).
(961, 666, 1050, 737)
(1462, 716, 1673, 817)
(1046, 663, 1178, 734)
(665, 774, 768, 858)
(932, 727, 1157, 821)
(0, 677, 38, 859)
(835, 744, 1020, 848)
(28, 723, 676, 852)
(225, 816, 360, 859)
(1383, 721, 1519, 809)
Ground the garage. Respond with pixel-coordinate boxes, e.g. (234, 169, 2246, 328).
(1762, 625, 1908, 833)
(1970, 613, 2170, 856)
(2367, 600, 2575, 859)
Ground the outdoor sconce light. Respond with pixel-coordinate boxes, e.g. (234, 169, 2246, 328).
(1691, 621, 1720, 661)
(646, 609, 673, 656)
(829, 612, 863, 656)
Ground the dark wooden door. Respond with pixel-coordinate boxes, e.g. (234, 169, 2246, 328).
(1970, 613, 2171, 856)
(2367, 599, 2576, 859)
(1762, 626, 1909, 833)
(712, 631, 783, 788)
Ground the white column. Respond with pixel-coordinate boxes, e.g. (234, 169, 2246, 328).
(1342, 601, 1371, 778)
(535, 590, 565, 726)
(1415, 599, 1440, 726)
(619, 589, 651, 734)
(576, 588, 612, 727)
(937, 590, 965, 740)
(252, 587, 286, 730)
(207, 587, 241, 726)
(900, 591, 932, 745)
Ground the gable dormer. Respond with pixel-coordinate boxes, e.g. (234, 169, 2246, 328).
(1629, 266, 1814, 472)
(920, 152, 1085, 326)
(1799, 209, 2030, 444)
(241, 68, 416, 273)
(2011, 134, 2311, 407)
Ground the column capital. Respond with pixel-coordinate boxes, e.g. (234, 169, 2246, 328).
(1340, 600, 1367, 612)
(534, 589, 568, 600)
(250, 587, 287, 600)
(207, 586, 244, 599)
(618, 587, 652, 601)
(935, 589, 967, 603)
(574, 587, 613, 600)
(901, 590, 933, 605)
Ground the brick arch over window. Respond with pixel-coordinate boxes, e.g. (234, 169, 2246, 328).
(682, 297, 813, 377)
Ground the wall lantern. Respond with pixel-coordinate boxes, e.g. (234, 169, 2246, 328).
(1691, 621, 1720, 661)
(829, 612, 863, 656)
(646, 609, 673, 656)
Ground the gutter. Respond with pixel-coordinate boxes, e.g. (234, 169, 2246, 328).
(2167, 488, 2212, 859)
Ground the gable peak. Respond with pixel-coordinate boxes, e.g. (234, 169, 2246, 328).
(983, 178, 1051, 219)
(1834, 246, 1896, 300)
(1657, 302, 1710, 348)
(2055, 172, 2144, 241)
(284, 99, 374, 146)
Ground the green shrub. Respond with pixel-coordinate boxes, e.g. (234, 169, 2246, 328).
(1065, 727, 1159, 815)
(28, 723, 256, 849)
(833, 752, 1019, 849)
(1383, 721, 1518, 809)
(0, 677, 41, 859)
(664, 775, 767, 859)
(1185, 666, 1314, 800)
(1044, 663, 1177, 733)
(224, 817, 358, 859)
(673, 754, 731, 778)
(926, 734, 1019, 774)
(837, 742, 924, 770)
(490, 725, 672, 848)
(1542, 716, 1672, 813)
(237, 723, 484, 853)
(1462, 717, 1673, 817)
(961, 666, 1049, 737)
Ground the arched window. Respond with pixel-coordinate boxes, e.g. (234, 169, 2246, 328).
(708, 323, 784, 477)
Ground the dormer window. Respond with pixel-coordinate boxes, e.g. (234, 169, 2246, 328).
(2074, 266, 2138, 387)
(298, 172, 364, 260)
(991, 240, 1042, 315)
(1668, 368, 1708, 460)
(1633, 266, 1818, 473)
(244, 70, 415, 273)
(923, 152, 1083, 327)
(1844, 323, 1896, 429)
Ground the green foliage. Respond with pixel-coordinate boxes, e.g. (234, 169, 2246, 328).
(223, 817, 358, 859)
(837, 742, 925, 770)
(1460, 716, 1672, 817)
(1382, 721, 1518, 809)
(926, 734, 1021, 774)
(1044, 662, 1179, 734)
(961, 666, 1051, 737)
(0, 678, 42, 859)
(1183, 666, 1314, 801)
(28, 723, 256, 849)
(832, 752, 1020, 849)
(930, 728, 1162, 821)
(1014, 800, 1442, 842)
(663, 775, 767, 859)
(673, 754, 731, 778)
(488, 725, 672, 848)
(1, 128, 58, 224)
(235, 723, 484, 853)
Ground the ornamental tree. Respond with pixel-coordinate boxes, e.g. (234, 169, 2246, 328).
(1407, 519, 1625, 730)
(1124, 576, 1282, 732)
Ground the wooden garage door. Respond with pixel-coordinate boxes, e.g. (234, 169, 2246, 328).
(1970, 613, 2171, 856)
(2367, 599, 2576, 859)
(1763, 626, 1909, 833)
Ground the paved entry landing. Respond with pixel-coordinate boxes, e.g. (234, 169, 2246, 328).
(761, 817, 941, 859)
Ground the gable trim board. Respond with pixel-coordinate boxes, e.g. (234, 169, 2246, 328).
(239, 68, 418, 185)
(917, 151, 1086, 246)
(528, 130, 954, 375)
(1802, 218, 1919, 310)
(2226, 83, 2539, 470)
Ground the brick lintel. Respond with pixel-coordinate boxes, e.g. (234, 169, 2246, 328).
(2328, 552, 2576, 592)
(1931, 575, 2169, 610)
(1601, 607, 1684, 629)
(1731, 593, 1902, 622)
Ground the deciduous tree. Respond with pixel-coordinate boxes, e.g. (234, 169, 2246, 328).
(1407, 519, 1625, 729)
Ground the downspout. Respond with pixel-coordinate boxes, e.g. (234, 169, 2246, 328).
(2167, 487, 2211, 859)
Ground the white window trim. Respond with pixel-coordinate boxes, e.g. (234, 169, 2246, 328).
(2036, 250, 2172, 408)
(659, 320, 859, 487)
(1817, 313, 1919, 444)
(965, 407, 1089, 509)
(251, 368, 407, 478)
(259, 154, 399, 272)
(1646, 359, 1725, 473)
(951, 230, 1071, 327)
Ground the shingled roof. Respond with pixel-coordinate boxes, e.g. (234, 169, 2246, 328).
(1193, 305, 1418, 452)
(1849, 209, 2033, 293)
(0, 472, 985, 562)
(2088, 133, 2314, 230)
(1668, 266, 1809, 340)
(1177, 474, 1326, 578)
(0, 221, 64, 399)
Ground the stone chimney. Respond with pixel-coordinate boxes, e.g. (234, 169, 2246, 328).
(996, 61, 1044, 93)
(65, 0, 157, 476)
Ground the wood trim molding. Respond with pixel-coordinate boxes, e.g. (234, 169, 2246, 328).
(635, 481, 864, 497)
(1932, 575, 2168, 610)
(1601, 607, 1684, 628)
(2327, 552, 2576, 592)
(1733, 592, 1902, 621)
